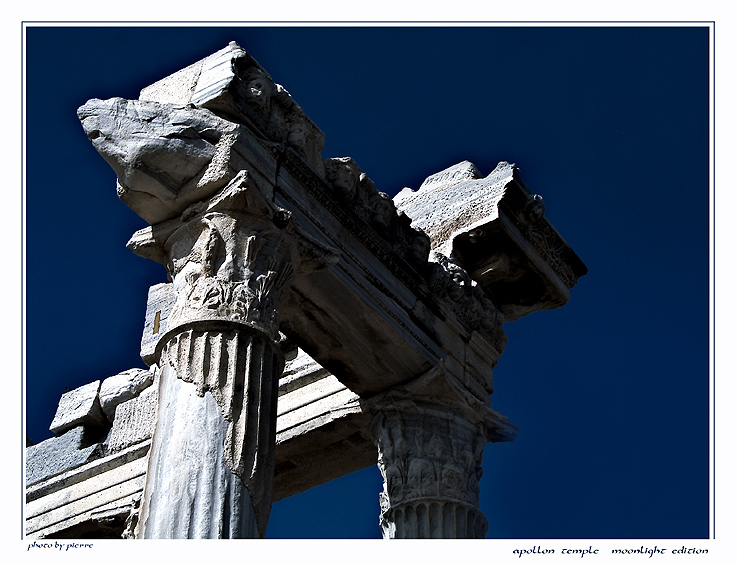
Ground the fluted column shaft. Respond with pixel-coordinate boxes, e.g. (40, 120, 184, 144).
(138, 326, 283, 538)
(136, 177, 301, 538)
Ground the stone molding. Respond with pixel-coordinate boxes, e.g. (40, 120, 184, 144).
(25, 440, 151, 538)
(395, 160, 588, 321)
(275, 147, 508, 349)
(504, 202, 581, 288)
(66, 41, 588, 539)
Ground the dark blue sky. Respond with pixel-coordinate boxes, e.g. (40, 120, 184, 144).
(24, 25, 710, 539)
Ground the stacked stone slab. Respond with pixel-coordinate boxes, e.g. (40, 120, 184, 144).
(27, 41, 585, 539)
(25, 353, 373, 537)
(25, 371, 154, 538)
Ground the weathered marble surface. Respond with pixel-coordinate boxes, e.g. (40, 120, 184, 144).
(371, 398, 489, 538)
(395, 160, 588, 321)
(78, 98, 250, 225)
(139, 283, 174, 365)
(26, 441, 149, 538)
(28, 368, 158, 491)
(78, 43, 515, 405)
(125, 167, 339, 538)
(26, 348, 379, 538)
(64, 40, 587, 539)
(107, 377, 158, 454)
(137, 365, 260, 538)
(26, 426, 104, 486)
(141, 42, 325, 176)
(49, 381, 107, 435)
(99, 368, 154, 421)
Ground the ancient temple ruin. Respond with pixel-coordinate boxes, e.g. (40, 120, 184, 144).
(25, 42, 586, 539)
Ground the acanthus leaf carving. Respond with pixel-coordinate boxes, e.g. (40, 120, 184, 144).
(370, 399, 489, 538)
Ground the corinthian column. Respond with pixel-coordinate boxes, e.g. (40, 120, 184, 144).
(370, 399, 489, 539)
(133, 172, 333, 538)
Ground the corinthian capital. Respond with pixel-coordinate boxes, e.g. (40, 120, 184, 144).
(370, 398, 489, 538)
(165, 212, 297, 340)
(127, 170, 338, 342)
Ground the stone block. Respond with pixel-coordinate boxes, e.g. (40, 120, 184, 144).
(139, 59, 204, 105)
(25, 442, 149, 538)
(107, 383, 158, 454)
(395, 161, 588, 321)
(99, 368, 154, 421)
(26, 426, 104, 486)
(279, 348, 331, 394)
(49, 381, 107, 435)
(78, 98, 250, 225)
(140, 282, 174, 366)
